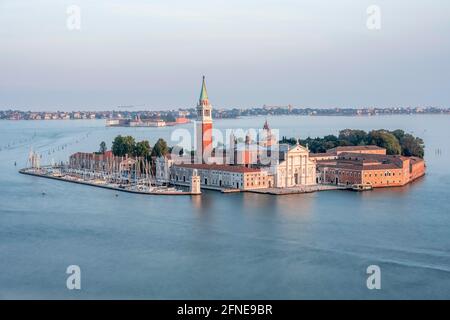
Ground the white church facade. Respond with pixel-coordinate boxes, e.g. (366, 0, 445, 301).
(271, 144, 317, 188)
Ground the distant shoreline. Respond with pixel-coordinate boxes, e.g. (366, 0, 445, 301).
(1, 112, 449, 122)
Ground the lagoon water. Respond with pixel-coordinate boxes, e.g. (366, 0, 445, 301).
(1, 115, 450, 299)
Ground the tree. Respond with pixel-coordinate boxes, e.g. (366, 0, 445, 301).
(151, 138, 169, 157)
(399, 134, 424, 158)
(368, 130, 401, 155)
(280, 136, 297, 145)
(112, 135, 136, 156)
(282, 129, 424, 157)
(339, 129, 368, 145)
(112, 135, 124, 156)
(391, 129, 405, 141)
(134, 140, 151, 158)
(99, 141, 107, 154)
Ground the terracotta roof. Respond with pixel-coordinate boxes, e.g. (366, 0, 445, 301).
(410, 157, 425, 164)
(362, 164, 401, 170)
(318, 162, 400, 171)
(319, 151, 425, 172)
(174, 163, 262, 173)
(330, 145, 384, 151)
(309, 152, 336, 157)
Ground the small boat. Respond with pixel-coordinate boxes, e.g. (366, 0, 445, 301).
(351, 184, 373, 191)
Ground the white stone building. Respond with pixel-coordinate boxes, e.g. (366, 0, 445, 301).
(155, 155, 174, 184)
(270, 144, 317, 187)
(169, 163, 269, 190)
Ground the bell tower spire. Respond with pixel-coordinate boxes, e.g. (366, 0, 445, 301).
(196, 76, 213, 163)
(199, 75, 209, 103)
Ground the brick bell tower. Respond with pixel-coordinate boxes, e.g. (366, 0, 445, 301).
(196, 76, 213, 163)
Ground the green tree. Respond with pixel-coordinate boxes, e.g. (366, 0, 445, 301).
(151, 138, 169, 157)
(338, 129, 368, 145)
(391, 129, 405, 141)
(368, 130, 401, 155)
(112, 135, 124, 156)
(280, 136, 297, 145)
(134, 140, 151, 158)
(399, 134, 425, 158)
(112, 135, 136, 156)
(99, 141, 107, 154)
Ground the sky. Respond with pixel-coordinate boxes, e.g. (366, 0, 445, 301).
(1, 0, 449, 111)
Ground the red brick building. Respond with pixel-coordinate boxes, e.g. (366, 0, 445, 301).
(327, 145, 386, 155)
(316, 151, 425, 187)
(310, 145, 386, 162)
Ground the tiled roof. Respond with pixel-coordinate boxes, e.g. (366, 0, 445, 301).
(331, 145, 384, 151)
(309, 152, 336, 157)
(174, 163, 262, 173)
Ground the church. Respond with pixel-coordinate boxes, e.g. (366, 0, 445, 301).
(155, 76, 317, 190)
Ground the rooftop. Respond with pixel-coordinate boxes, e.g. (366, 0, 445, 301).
(329, 145, 385, 151)
(309, 152, 336, 158)
(174, 163, 262, 173)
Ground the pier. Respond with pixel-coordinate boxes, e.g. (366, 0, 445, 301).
(19, 167, 200, 196)
(247, 184, 347, 195)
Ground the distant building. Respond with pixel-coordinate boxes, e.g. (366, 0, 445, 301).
(106, 119, 121, 126)
(175, 117, 190, 124)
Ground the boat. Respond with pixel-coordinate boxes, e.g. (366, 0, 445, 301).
(351, 184, 373, 191)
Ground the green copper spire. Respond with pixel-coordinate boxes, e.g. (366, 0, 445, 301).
(199, 75, 208, 101)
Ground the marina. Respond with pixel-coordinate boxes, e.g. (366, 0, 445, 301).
(19, 166, 200, 196)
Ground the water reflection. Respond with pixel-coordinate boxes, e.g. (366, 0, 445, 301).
(275, 194, 315, 218)
(360, 176, 426, 199)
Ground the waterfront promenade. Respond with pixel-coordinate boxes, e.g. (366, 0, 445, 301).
(21, 166, 344, 196)
(248, 184, 346, 195)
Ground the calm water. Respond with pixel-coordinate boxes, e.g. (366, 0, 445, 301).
(1, 115, 449, 299)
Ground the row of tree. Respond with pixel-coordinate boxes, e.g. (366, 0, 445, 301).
(280, 129, 425, 158)
(98, 135, 169, 160)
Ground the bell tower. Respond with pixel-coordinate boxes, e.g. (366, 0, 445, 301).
(196, 76, 213, 163)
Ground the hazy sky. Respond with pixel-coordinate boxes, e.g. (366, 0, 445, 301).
(1, 0, 449, 110)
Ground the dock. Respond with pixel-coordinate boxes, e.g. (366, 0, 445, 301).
(170, 181, 240, 193)
(19, 168, 200, 196)
(247, 184, 347, 195)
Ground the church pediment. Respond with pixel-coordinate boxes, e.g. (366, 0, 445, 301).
(288, 144, 309, 155)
